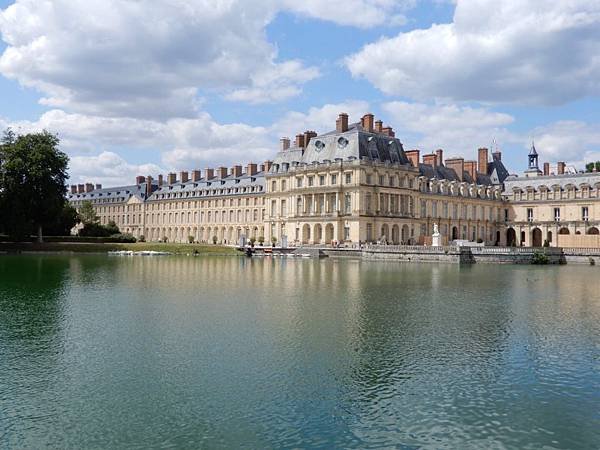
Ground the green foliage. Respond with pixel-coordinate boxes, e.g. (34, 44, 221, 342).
(271, 236, 277, 246)
(78, 200, 99, 225)
(44, 202, 80, 236)
(249, 237, 256, 247)
(0, 129, 69, 241)
(188, 235, 195, 243)
(78, 220, 120, 238)
(532, 251, 549, 265)
(138, 235, 146, 242)
(212, 235, 218, 244)
(257, 235, 265, 245)
(543, 239, 550, 247)
(585, 161, 600, 172)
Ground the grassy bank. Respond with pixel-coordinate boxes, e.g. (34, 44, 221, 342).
(0, 241, 240, 256)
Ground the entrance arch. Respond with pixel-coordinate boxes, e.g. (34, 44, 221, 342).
(506, 228, 516, 247)
(391, 225, 399, 244)
(587, 227, 599, 235)
(313, 224, 323, 244)
(531, 228, 542, 247)
(451, 226, 458, 241)
(302, 224, 311, 244)
(381, 224, 389, 243)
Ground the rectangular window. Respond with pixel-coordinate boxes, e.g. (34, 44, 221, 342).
(319, 175, 325, 186)
(344, 226, 350, 241)
(308, 176, 314, 187)
(379, 175, 384, 186)
(344, 194, 352, 214)
(296, 177, 303, 188)
(345, 173, 352, 184)
(366, 174, 372, 184)
(582, 206, 589, 221)
(504, 209, 509, 221)
(554, 208, 561, 221)
(281, 180, 286, 191)
(331, 174, 337, 185)
(527, 208, 533, 222)
(366, 223, 373, 241)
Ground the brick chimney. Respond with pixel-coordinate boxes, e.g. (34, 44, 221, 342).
(445, 157, 465, 182)
(145, 176, 153, 197)
(423, 153, 437, 168)
(478, 148, 489, 174)
(382, 126, 395, 137)
(263, 160, 273, 172)
(95, 184, 102, 190)
(167, 173, 177, 184)
(70, 185, 77, 194)
(217, 167, 228, 179)
(295, 134, 305, 148)
(464, 161, 477, 182)
(158, 174, 164, 186)
(361, 113, 374, 132)
(232, 165, 242, 177)
(435, 149, 444, 167)
(192, 170, 201, 182)
(280, 137, 290, 151)
(204, 168, 214, 180)
(336, 113, 349, 133)
(543, 162, 550, 176)
(136, 176, 145, 185)
(557, 161, 566, 175)
(85, 183, 94, 193)
(405, 150, 420, 167)
(375, 120, 383, 133)
(179, 171, 189, 183)
(304, 130, 317, 146)
(77, 184, 85, 194)
(246, 163, 257, 176)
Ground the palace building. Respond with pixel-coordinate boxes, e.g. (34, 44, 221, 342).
(67, 112, 600, 249)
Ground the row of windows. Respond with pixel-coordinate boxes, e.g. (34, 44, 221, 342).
(526, 206, 590, 222)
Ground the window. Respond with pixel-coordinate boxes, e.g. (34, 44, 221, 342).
(344, 226, 350, 241)
(308, 176, 314, 187)
(366, 193, 372, 212)
(331, 174, 337, 185)
(271, 181, 277, 192)
(319, 175, 325, 186)
(527, 208, 533, 222)
(271, 200, 277, 215)
(554, 208, 561, 222)
(420, 200, 427, 217)
(344, 194, 352, 214)
(366, 223, 373, 241)
(379, 175, 384, 185)
(366, 174, 372, 184)
(582, 206, 589, 221)
(504, 209, 509, 222)
(281, 200, 287, 216)
(345, 173, 352, 184)
(281, 180, 286, 191)
(296, 177, 303, 188)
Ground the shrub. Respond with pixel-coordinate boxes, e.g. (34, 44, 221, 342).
(543, 239, 550, 247)
(476, 238, 483, 244)
(161, 236, 168, 243)
(212, 235, 218, 244)
(138, 235, 146, 242)
(257, 235, 265, 245)
(532, 251, 549, 265)
(109, 233, 136, 243)
(271, 236, 277, 247)
(249, 237, 256, 247)
(188, 235, 195, 244)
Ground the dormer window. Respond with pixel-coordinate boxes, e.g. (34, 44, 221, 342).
(337, 137, 349, 149)
(315, 140, 325, 151)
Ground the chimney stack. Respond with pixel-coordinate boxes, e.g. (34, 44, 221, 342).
(303, 130, 317, 146)
(135, 176, 145, 185)
(145, 176, 153, 197)
(295, 134, 305, 148)
(557, 161, 566, 175)
(445, 157, 465, 182)
(375, 120, 383, 133)
(423, 153, 437, 168)
(192, 170, 201, 182)
(85, 183, 94, 193)
(405, 150, 420, 167)
(158, 174, 164, 186)
(179, 171, 189, 183)
(217, 167, 228, 179)
(381, 126, 395, 137)
(204, 168, 214, 180)
(361, 113, 374, 132)
(436, 149, 444, 167)
(246, 163, 258, 176)
(70, 185, 77, 194)
(478, 148, 489, 174)
(464, 161, 477, 183)
(78, 184, 85, 194)
(280, 137, 290, 151)
(232, 165, 242, 177)
(95, 184, 102, 190)
(263, 160, 273, 172)
(167, 173, 177, 184)
(336, 113, 349, 133)
(543, 162, 550, 176)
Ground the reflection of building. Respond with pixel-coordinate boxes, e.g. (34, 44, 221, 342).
(503, 143, 600, 247)
(68, 112, 511, 245)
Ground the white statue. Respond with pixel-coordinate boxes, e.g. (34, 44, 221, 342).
(433, 223, 439, 236)
(432, 223, 441, 247)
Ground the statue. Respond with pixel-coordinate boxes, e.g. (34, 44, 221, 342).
(432, 223, 441, 247)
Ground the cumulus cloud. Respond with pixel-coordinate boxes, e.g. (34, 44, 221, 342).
(69, 152, 164, 186)
(346, 0, 600, 105)
(529, 121, 600, 167)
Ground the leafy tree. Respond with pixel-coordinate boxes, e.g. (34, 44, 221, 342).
(78, 200, 99, 225)
(0, 129, 69, 241)
(586, 162, 595, 172)
(45, 202, 80, 236)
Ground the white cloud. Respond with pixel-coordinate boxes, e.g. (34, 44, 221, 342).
(346, 0, 600, 105)
(382, 101, 515, 156)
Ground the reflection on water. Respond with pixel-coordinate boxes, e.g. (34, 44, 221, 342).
(1, 255, 599, 449)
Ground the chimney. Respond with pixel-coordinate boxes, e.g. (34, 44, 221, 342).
(192, 170, 201, 182)
(375, 120, 383, 133)
(492, 150, 502, 161)
(423, 153, 437, 168)
(478, 148, 489, 174)
(232, 165, 242, 177)
(263, 160, 273, 172)
(280, 137, 290, 151)
(435, 149, 444, 167)
(362, 113, 374, 132)
(158, 174, 164, 186)
(70, 185, 77, 194)
(179, 171, 189, 183)
(304, 130, 317, 146)
(95, 184, 102, 190)
(85, 183, 94, 193)
(464, 161, 477, 183)
(405, 150, 420, 167)
(204, 168, 214, 180)
(336, 113, 349, 133)
(295, 134, 305, 148)
(167, 173, 177, 184)
(381, 126, 395, 137)
(217, 167, 228, 179)
(246, 163, 258, 176)
(78, 184, 85, 194)
(543, 162, 550, 176)
(145, 176, 153, 197)
(445, 157, 465, 182)
(557, 161, 566, 175)
(135, 176, 145, 185)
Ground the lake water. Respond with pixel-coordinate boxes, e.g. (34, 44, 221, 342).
(1, 255, 599, 449)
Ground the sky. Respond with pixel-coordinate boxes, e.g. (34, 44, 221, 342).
(1, 0, 600, 186)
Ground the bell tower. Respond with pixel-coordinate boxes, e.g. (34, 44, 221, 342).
(525, 141, 542, 177)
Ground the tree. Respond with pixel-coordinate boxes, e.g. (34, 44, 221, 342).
(586, 162, 595, 172)
(45, 202, 80, 236)
(78, 200, 99, 225)
(0, 130, 69, 242)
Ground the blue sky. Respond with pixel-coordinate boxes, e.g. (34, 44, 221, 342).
(1, 0, 600, 185)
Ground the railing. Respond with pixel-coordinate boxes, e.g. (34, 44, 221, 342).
(363, 244, 459, 253)
(561, 247, 600, 255)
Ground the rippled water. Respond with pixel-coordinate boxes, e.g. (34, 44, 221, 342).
(0, 255, 599, 449)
